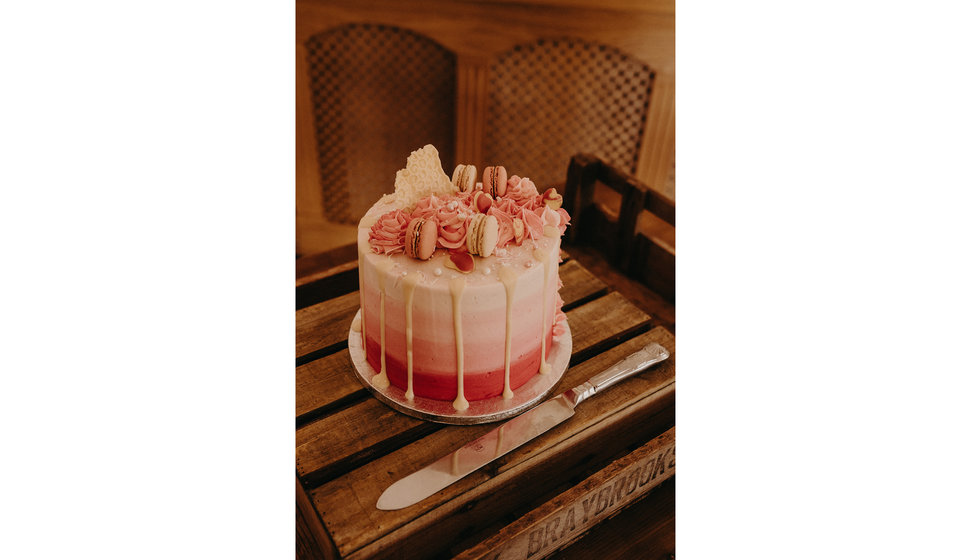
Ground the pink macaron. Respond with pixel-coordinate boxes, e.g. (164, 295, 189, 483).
(482, 165, 508, 198)
(405, 217, 437, 260)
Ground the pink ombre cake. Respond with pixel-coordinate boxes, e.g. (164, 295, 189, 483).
(354, 145, 570, 411)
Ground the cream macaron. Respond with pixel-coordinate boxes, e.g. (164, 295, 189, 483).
(466, 214, 499, 257)
(452, 164, 477, 193)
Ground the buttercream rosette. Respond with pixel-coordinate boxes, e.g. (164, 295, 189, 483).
(367, 208, 410, 255)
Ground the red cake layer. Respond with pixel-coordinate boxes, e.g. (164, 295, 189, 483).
(365, 334, 554, 400)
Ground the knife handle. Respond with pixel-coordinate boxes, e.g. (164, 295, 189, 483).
(563, 342, 670, 407)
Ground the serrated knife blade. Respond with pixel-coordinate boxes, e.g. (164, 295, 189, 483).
(376, 342, 669, 510)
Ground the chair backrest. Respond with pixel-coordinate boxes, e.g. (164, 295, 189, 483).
(564, 154, 675, 301)
(304, 23, 456, 224)
(485, 39, 655, 190)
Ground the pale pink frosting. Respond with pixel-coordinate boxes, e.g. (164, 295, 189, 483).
(504, 175, 539, 208)
(553, 288, 567, 338)
(534, 206, 572, 235)
(410, 194, 444, 220)
(434, 205, 471, 250)
(520, 206, 545, 241)
(367, 208, 409, 255)
(538, 206, 561, 227)
(489, 207, 515, 248)
(408, 193, 477, 250)
(493, 197, 522, 216)
(556, 208, 571, 234)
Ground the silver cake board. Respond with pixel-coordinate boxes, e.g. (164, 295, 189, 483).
(347, 309, 572, 425)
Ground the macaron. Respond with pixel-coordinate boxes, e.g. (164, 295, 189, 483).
(405, 217, 437, 260)
(482, 166, 508, 198)
(466, 214, 499, 257)
(452, 164, 477, 193)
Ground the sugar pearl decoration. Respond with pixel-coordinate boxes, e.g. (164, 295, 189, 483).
(434, 268, 442, 276)
(524, 260, 533, 268)
(483, 267, 491, 275)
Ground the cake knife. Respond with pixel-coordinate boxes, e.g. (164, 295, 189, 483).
(376, 342, 670, 510)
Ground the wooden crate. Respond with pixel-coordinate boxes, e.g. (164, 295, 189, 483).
(296, 256, 675, 559)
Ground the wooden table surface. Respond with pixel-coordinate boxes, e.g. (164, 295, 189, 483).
(296, 246, 676, 560)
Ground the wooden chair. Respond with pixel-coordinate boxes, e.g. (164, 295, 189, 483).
(300, 23, 456, 227)
(564, 153, 675, 302)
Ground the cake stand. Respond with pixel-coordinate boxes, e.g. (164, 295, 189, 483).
(347, 309, 572, 425)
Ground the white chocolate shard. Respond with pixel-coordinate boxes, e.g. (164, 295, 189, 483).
(390, 144, 454, 208)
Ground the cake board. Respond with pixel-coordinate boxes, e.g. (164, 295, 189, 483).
(347, 309, 572, 425)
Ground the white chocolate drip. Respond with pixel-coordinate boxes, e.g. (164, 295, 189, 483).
(372, 260, 395, 389)
(533, 248, 552, 375)
(498, 266, 518, 399)
(402, 271, 421, 401)
(494, 424, 505, 456)
(450, 277, 469, 411)
(357, 250, 367, 350)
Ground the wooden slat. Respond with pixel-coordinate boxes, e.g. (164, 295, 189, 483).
(296, 291, 360, 361)
(297, 256, 359, 310)
(297, 244, 358, 286)
(556, 259, 608, 310)
(311, 327, 674, 559)
(565, 291, 651, 365)
(295, 291, 650, 486)
(296, 351, 368, 423)
(297, 399, 440, 488)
